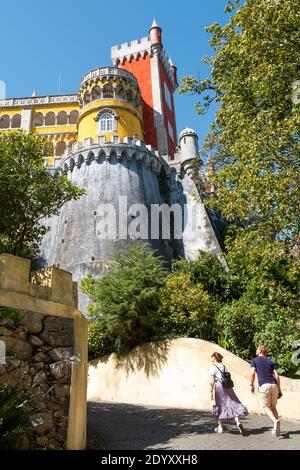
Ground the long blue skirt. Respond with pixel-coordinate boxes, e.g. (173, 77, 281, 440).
(212, 383, 248, 420)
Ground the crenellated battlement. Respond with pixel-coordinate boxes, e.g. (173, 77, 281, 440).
(111, 37, 151, 65)
(111, 38, 177, 90)
(0, 254, 77, 308)
(59, 136, 162, 175)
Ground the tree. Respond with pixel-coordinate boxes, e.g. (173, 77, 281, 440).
(180, 0, 300, 258)
(0, 132, 84, 258)
(81, 243, 167, 355)
(159, 272, 216, 340)
(173, 250, 241, 301)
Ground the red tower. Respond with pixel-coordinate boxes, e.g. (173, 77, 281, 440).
(111, 20, 178, 159)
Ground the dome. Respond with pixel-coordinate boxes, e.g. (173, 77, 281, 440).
(179, 128, 198, 139)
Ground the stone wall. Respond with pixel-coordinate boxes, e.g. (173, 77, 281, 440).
(88, 338, 300, 422)
(0, 254, 88, 450)
(0, 311, 74, 449)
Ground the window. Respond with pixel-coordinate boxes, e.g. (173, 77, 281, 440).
(11, 114, 21, 128)
(168, 121, 175, 143)
(45, 112, 55, 126)
(57, 111, 68, 125)
(33, 112, 44, 127)
(164, 83, 172, 111)
(69, 110, 79, 124)
(55, 140, 67, 156)
(98, 112, 115, 132)
(0, 115, 10, 129)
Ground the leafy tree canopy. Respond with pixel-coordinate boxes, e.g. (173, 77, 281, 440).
(0, 132, 84, 258)
(81, 243, 167, 355)
(180, 0, 300, 254)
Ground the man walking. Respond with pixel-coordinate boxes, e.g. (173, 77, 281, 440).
(250, 345, 283, 436)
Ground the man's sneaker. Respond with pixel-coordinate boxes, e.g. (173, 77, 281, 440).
(237, 422, 246, 436)
(273, 420, 281, 437)
(214, 426, 224, 433)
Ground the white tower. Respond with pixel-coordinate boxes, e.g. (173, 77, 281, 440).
(179, 128, 199, 161)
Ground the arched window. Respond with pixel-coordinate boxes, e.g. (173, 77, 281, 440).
(92, 86, 102, 101)
(69, 110, 79, 124)
(11, 114, 21, 128)
(33, 112, 44, 127)
(0, 115, 10, 129)
(57, 111, 68, 125)
(98, 111, 115, 133)
(45, 112, 56, 126)
(44, 141, 54, 156)
(55, 140, 67, 156)
(115, 85, 125, 100)
(102, 84, 113, 99)
(83, 91, 91, 105)
(126, 89, 134, 104)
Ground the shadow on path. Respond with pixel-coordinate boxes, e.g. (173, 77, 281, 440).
(87, 401, 300, 450)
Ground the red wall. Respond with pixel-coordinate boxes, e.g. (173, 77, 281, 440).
(120, 54, 157, 149)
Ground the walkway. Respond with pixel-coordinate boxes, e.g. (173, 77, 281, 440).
(87, 401, 300, 450)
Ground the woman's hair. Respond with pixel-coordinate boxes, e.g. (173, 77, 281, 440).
(256, 345, 268, 356)
(211, 352, 223, 363)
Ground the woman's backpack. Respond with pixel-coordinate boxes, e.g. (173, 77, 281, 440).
(214, 364, 234, 389)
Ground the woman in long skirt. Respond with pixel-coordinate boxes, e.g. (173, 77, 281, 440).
(210, 352, 248, 435)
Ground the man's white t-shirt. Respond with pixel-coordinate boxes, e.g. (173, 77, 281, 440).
(210, 363, 225, 383)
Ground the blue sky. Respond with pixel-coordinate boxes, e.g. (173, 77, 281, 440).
(0, 0, 230, 148)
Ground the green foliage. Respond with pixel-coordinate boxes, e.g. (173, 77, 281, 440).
(88, 321, 116, 360)
(0, 385, 32, 450)
(158, 272, 216, 340)
(0, 307, 22, 327)
(82, 243, 167, 355)
(178, 0, 300, 377)
(254, 312, 300, 376)
(216, 297, 272, 360)
(0, 131, 84, 258)
(173, 250, 240, 301)
(180, 0, 300, 261)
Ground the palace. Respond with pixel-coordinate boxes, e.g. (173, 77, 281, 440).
(0, 21, 223, 312)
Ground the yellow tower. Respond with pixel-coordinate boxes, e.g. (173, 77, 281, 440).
(77, 67, 143, 144)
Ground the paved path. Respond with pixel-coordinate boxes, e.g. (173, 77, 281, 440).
(87, 401, 300, 450)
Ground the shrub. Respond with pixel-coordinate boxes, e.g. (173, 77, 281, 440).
(254, 313, 300, 377)
(173, 250, 240, 301)
(88, 321, 116, 360)
(216, 297, 272, 360)
(82, 243, 167, 356)
(158, 273, 216, 340)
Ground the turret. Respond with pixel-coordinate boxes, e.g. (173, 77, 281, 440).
(112, 21, 178, 158)
(179, 128, 199, 161)
(149, 19, 162, 48)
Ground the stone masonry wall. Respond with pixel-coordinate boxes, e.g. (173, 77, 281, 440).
(0, 309, 74, 449)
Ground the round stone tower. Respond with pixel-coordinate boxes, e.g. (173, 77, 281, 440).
(179, 128, 199, 161)
(42, 67, 164, 312)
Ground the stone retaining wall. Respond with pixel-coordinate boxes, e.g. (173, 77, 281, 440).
(0, 254, 88, 450)
(88, 338, 300, 421)
(0, 311, 74, 449)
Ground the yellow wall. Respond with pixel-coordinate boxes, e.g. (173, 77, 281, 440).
(88, 338, 300, 421)
(32, 126, 77, 136)
(78, 99, 143, 142)
(0, 104, 80, 135)
(0, 108, 23, 117)
(0, 254, 88, 450)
